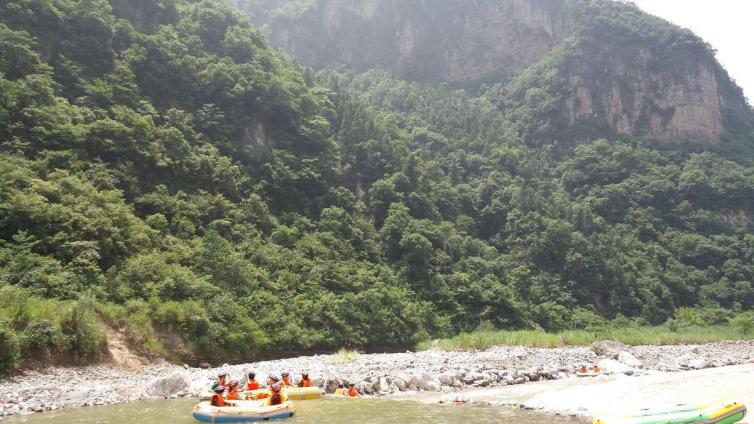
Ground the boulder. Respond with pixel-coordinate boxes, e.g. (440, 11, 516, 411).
(393, 377, 407, 391)
(409, 374, 425, 389)
(687, 359, 709, 370)
(438, 373, 454, 386)
(597, 359, 633, 375)
(592, 340, 628, 358)
(423, 377, 442, 392)
(147, 374, 189, 397)
(325, 379, 339, 393)
(618, 351, 643, 368)
(378, 377, 390, 395)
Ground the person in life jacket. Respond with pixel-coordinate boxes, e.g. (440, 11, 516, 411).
(579, 365, 588, 373)
(226, 380, 240, 400)
(593, 365, 601, 373)
(281, 372, 292, 387)
(211, 373, 228, 391)
(246, 372, 260, 391)
(334, 383, 345, 396)
(267, 383, 288, 406)
(298, 372, 312, 387)
(255, 375, 279, 400)
(347, 383, 360, 398)
(210, 386, 235, 407)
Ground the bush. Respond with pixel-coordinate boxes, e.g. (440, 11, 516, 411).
(20, 319, 65, 356)
(731, 312, 754, 335)
(62, 296, 105, 354)
(0, 321, 20, 373)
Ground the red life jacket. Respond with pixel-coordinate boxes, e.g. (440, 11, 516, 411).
(299, 378, 312, 387)
(210, 393, 226, 407)
(227, 387, 239, 400)
(348, 387, 358, 397)
(247, 380, 260, 390)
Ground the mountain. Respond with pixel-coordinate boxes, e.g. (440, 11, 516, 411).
(231, 0, 753, 145)
(1, 0, 754, 372)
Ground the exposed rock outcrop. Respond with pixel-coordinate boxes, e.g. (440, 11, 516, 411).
(231, 0, 753, 145)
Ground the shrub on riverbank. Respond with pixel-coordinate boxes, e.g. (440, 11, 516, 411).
(0, 286, 106, 373)
(418, 324, 754, 351)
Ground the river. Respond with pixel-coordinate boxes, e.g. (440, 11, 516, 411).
(3, 398, 583, 423)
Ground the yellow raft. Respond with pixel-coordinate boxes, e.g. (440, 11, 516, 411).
(192, 400, 295, 423)
(593, 401, 746, 424)
(245, 387, 322, 401)
(576, 371, 601, 378)
(200, 387, 322, 402)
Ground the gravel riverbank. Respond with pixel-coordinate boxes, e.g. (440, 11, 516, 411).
(1, 340, 753, 419)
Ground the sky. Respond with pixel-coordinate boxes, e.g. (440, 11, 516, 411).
(630, 0, 753, 105)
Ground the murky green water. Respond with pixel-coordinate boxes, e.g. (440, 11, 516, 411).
(4, 398, 583, 423)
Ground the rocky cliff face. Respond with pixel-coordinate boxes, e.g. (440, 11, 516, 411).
(555, 35, 745, 144)
(234, 0, 752, 145)
(239, 0, 571, 83)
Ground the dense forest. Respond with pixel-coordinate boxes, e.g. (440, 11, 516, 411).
(1, 0, 754, 372)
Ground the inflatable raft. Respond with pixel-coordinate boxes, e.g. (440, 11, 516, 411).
(200, 387, 322, 402)
(192, 400, 295, 423)
(593, 401, 746, 424)
(576, 371, 601, 378)
(245, 387, 322, 400)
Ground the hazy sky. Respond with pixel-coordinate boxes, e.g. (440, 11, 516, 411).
(630, 0, 753, 105)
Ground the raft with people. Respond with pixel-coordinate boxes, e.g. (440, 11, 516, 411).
(592, 401, 746, 424)
(576, 365, 601, 377)
(201, 372, 322, 401)
(192, 400, 295, 423)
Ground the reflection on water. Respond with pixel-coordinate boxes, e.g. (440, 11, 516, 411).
(3, 397, 584, 423)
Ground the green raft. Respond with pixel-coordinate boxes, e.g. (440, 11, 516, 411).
(593, 401, 746, 424)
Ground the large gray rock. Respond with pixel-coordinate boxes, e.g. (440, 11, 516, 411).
(592, 340, 628, 358)
(423, 377, 442, 392)
(438, 373, 454, 386)
(618, 351, 643, 368)
(686, 359, 709, 370)
(147, 374, 189, 397)
(378, 377, 390, 395)
(597, 359, 633, 375)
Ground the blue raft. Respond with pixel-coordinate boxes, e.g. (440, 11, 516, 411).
(192, 400, 295, 423)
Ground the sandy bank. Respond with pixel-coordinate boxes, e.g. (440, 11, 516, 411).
(420, 364, 754, 420)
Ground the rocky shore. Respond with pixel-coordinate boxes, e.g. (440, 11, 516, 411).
(1, 340, 754, 420)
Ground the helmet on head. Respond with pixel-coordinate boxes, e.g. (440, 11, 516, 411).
(213, 386, 225, 393)
(271, 383, 282, 392)
(268, 375, 279, 382)
(302, 372, 309, 377)
(218, 373, 228, 378)
(282, 371, 289, 377)
(229, 380, 239, 387)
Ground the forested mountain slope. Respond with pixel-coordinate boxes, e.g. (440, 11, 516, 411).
(1, 0, 754, 371)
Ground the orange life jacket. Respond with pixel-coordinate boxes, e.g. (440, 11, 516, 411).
(227, 387, 239, 400)
(269, 392, 283, 405)
(299, 378, 312, 387)
(246, 380, 260, 390)
(282, 377, 291, 387)
(210, 393, 226, 407)
(348, 387, 358, 397)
